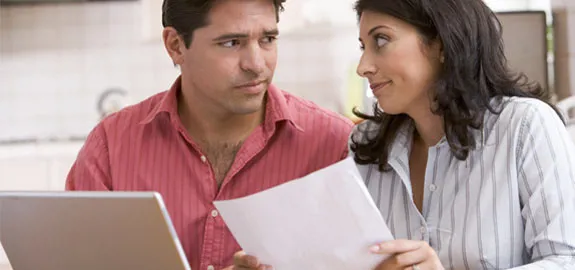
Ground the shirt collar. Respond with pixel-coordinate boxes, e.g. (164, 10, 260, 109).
(140, 76, 303, 132)
(139, 76, 181, 125)
(388, 111, 498, 165)
(263, 83, 304, 132)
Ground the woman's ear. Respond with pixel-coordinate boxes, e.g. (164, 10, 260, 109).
(433, 38, 444, 64)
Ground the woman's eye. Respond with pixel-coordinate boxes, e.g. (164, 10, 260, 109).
(376, 36, 388, 47)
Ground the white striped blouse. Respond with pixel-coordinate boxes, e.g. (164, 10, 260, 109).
(351, 97, 575, 269)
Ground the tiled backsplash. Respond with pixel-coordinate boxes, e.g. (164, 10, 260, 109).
(0, 2, 180, 141)
(0, 1, 364, 142)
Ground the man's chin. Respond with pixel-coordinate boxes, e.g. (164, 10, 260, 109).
(231, 95, 267, 115)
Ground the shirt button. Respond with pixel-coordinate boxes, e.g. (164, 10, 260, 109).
(420, 226, 427, 234)
(429, 184, 437, 192)
(201, 155, 207, 163)
(207, 265, 215, 270)
(211, 209, 219, 217)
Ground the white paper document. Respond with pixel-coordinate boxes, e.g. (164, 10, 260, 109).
(214, 157, 394, 270)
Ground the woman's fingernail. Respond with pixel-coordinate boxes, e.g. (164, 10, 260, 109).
(370, 245, 381, 252)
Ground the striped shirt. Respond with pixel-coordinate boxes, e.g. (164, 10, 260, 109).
(66, 76, 353, 270)
(351, 97, 575, 269)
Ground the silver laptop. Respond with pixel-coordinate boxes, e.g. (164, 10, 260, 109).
(0, 191, 190, 270)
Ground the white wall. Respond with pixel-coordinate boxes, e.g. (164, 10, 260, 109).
(0, 2, 179, 142)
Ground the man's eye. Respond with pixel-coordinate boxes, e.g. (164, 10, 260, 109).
(220, 40, 240, 48)
(262, 36, 277, 44)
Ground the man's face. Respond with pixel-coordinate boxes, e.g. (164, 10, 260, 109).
(177, 0, 279, 115)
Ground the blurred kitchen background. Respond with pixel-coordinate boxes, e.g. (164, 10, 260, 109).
(1, 0, 575, 268)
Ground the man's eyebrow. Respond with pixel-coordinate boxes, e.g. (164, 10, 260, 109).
(212, 28, 279, 42)
(212, 33, 249, 42)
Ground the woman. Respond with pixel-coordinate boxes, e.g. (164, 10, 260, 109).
(233, 0, 575, 269)
(348, 0, 575, 268)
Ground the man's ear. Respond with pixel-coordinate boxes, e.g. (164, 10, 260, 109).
(163, 27, 186, 66)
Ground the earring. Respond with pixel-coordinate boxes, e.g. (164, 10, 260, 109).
(440, 55, 445, 63)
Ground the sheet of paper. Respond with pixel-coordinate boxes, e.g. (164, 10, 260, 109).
(214, 157, 394, 270)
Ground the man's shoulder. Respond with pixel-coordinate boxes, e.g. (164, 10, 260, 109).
(280, 90, 353, 133)
(94, 91, 168, 137)
(100, 91, 168, 126)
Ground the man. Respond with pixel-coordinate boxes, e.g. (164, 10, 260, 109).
(65, 0, 353, 269)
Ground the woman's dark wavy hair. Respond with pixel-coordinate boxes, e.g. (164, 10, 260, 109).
(351, 0, 564, 172)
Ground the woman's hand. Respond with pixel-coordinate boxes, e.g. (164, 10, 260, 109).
(371, 240, 444, 270)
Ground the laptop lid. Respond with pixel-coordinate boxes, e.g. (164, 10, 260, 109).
(0, 191, 190, 270)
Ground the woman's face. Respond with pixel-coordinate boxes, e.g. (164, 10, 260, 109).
(357, 10, 443, 116)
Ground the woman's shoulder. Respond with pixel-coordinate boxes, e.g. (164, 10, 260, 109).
(489, 96, 562, 126)
(482, 96, 564, 146)
(500, 96, 556, 111)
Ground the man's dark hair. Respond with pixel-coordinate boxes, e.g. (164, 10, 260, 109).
(162, 0, 286, 48)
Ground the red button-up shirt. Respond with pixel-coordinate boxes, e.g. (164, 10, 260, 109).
(66, 77, 353, 270)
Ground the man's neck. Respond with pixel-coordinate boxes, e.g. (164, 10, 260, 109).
(177, 90, 266, 145)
